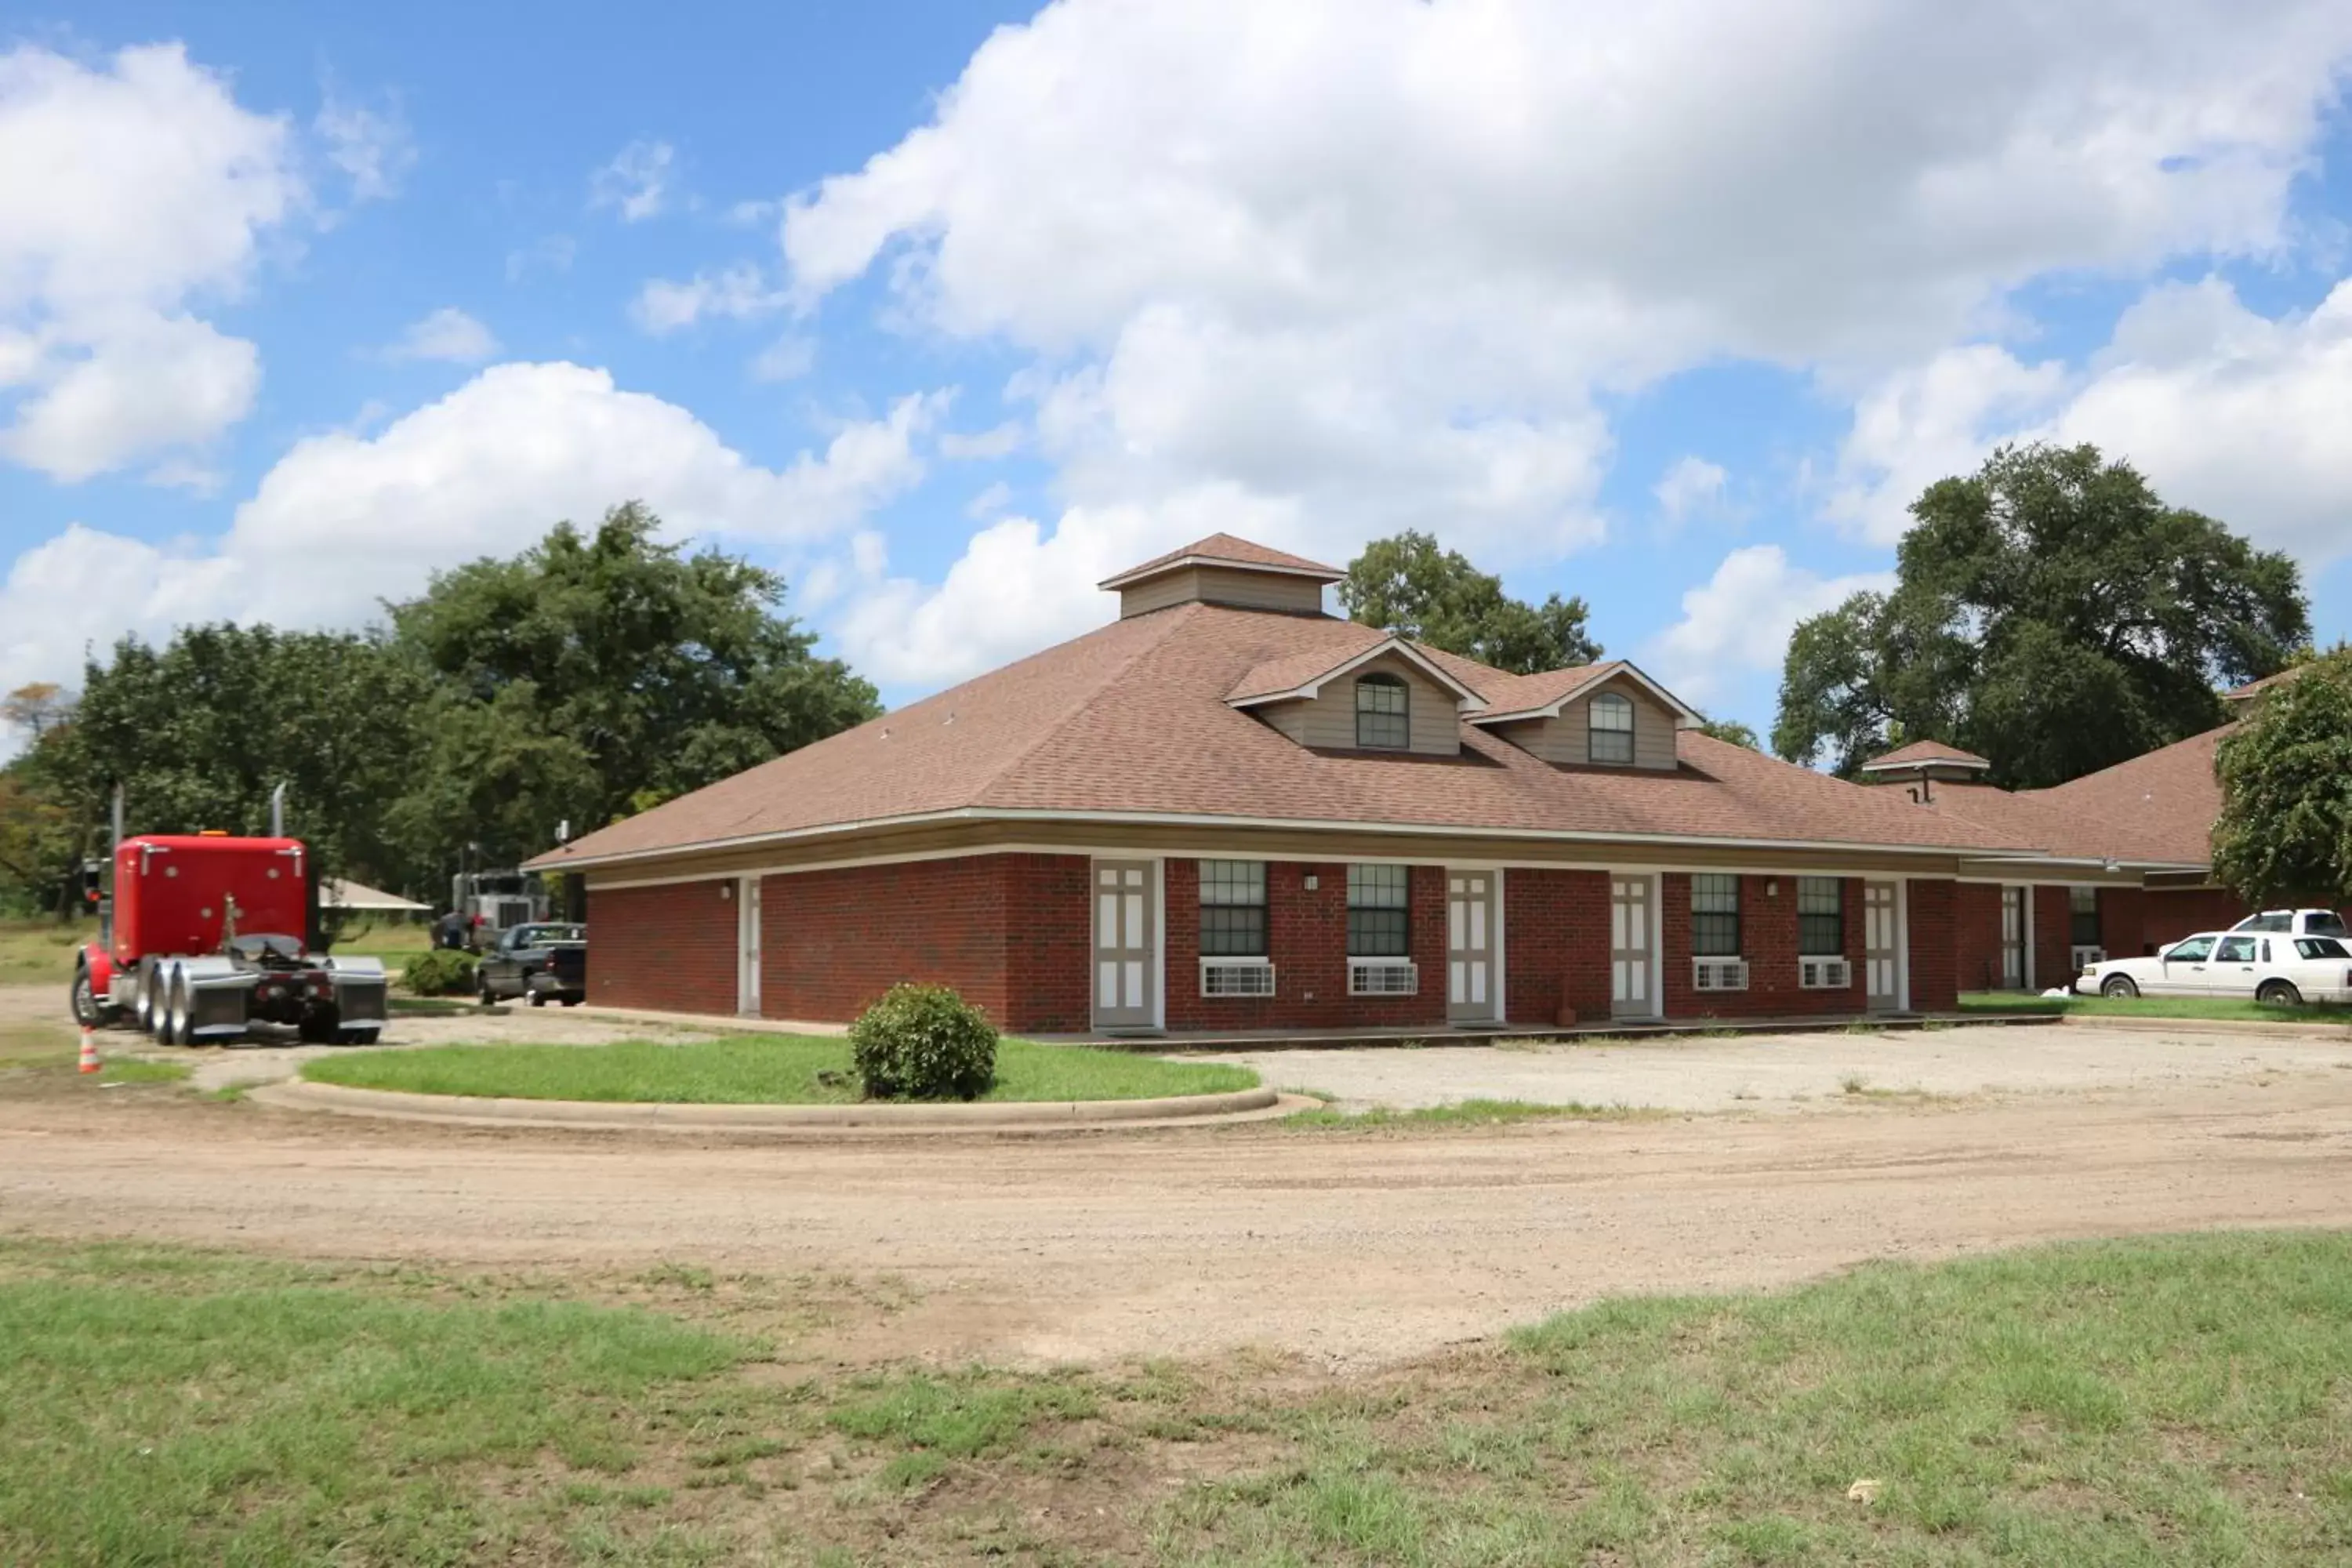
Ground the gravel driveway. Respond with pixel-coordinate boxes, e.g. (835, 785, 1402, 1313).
(1196, 1022, 2352, 1112)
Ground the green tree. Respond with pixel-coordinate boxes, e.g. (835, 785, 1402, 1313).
(1773, 443, 2307, 786)
(0, 767, 80, 916)
(27, 626, 432, 901)
(1340, 531, 1600, 674)
(386, 502, 880, 869)
(1695, 718, 1760, 750)
(2212, 650, 2352, 906)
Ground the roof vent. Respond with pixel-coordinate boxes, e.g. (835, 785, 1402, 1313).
(1097, 533, 1341, 619)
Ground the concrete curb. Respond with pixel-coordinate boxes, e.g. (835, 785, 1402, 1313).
(2059, 1012, 2352, 1041)
(251, 1077, 1290, 1135)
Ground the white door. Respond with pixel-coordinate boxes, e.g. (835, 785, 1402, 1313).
(1610, 876, 1653, 1018)
(1999, 887, 2025, 990)
(2149, 934, 2212, 996)
(1447, 871, 1496, 1023)
(736, 876, 762, 1018)
(1864, 882, 1900, 1011)
(2209, 934, 2261, 998)
(1093, 861, 1156, 1029)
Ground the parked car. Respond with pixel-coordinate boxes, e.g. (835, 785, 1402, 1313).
(476, 922, 586, 1006)
(2076, 929, 2352, 1006)
(2229, 909, 2349, 938)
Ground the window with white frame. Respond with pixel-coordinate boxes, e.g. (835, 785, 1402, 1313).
(1797, 877, 1844, 956)
(1347, 864, 1410, 956)
(1690, 873, 1740, 956)
(1589, 691, 1634, 764)
(1198, 860, 1267, 956)
(2069, 885, 2100, 946)
(1356, 673, 1409, 750)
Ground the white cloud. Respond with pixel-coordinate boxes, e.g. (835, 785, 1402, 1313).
(0, 363, 948, 704)
(314, 88, 413, 203)
(2050, 277, 2352, 564)
(1827, 344, 2068, 541)
(591, 139, 675, 222)
(938, 420, 1024, 460)
(0, 43, 300, 479)
(783, 0, 2352, 684)
(749, 332, 815, 383)
(964, 480, 1012, 520)
(630, 263, 785, 334)
(1652, 545, 1895, 705)
(506, 234, 576, 281)
(383, 307, 499, 363)
(1653, 456, 1729, 526)
(1825, 275, 2352, 564)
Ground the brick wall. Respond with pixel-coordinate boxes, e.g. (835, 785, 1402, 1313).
(1164, 859, 1447, 1031)
(2032, 884, 2074, 993)
(1907, 878, 1958, 1011)
(2140, 887, 2253, 949)
(588, 879, 740, 1014)
(1658, 873, 1864, 1018)
(1503, 869, 1613, 1025)
(757, 852, 1092, 1032)
(1954, 882, 2006, 993)
(2098, 886, 2150, 960)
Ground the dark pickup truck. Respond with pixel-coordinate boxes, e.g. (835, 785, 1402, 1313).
(477, 923, 586, 1007)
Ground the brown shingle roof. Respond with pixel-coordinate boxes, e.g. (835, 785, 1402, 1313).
(1097, 532, 1342, 588)
(1862, 739, 1991, 770)
(2024, 727, 2230, 866)
(1464, 662, 1617, 720)
(2223, 666, 2306, 702)
(538, 603, 2041, 869)
(1225, 633, 1488, 706)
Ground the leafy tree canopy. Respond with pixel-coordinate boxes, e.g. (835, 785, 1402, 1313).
(1340, 530, 1600, 675)
(385, 502, 880, 868)
(1695, 718, 1760, 750)
(1773, 443, 2307, 787)
(2212, 649, 2352, 906)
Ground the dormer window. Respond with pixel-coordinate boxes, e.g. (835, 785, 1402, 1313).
(1356, 673, 1409, 749)
(1589, 691, 1634, 764)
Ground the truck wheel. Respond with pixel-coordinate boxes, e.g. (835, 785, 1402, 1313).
(528, 990, 548, 1007)
(299, 1008, 342, 1045)
(71, 964, 103, 1028)
(134, 960, 160, 1034)
(162, 972, 193, 1047)
(477, 974, 497, 1006)
(2257, 979, 2303, 1008)
(560, 998, 581, 1008)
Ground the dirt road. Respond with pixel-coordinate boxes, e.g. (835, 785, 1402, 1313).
(9, 1029, 2351, 1365)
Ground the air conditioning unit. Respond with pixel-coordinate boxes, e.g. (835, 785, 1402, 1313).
(1799, 956, 1853, 990)
(1692, 957, 1750, 993)
(1348, 960, 1418, 996)
(1200, 960, 1275, 997)
(2071, 945, 2107, 972)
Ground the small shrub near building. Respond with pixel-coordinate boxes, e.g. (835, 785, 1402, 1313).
(850, 983, 998, 1101)
(401, 949, 477, 996)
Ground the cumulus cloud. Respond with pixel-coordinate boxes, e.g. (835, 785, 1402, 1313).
(0, 42, 300, 480)
(749, 332, 816, 383)
(1652, 545, 1895, 705)
(591, 139, 675, 222)
(1826, 343, 2069, 541)
(0, 363, 948, 704)
(630, 263, 786, 334)
(382, 307, 499, 363)
(1653, 456, 1730, 526)
(314, 88, 414, 203)
(783, 0, 2352, 685)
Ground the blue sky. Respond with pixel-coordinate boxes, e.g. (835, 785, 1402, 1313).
(4, 0, 2350, 753)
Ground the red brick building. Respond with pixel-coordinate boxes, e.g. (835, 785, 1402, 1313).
(531, 535, 2313, 1036)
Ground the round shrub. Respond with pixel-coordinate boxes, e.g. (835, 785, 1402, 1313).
(849, 983, 998, 1101)
(401, 949, 478, 996)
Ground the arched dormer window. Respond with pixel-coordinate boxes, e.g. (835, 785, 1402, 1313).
(1356, 672, 1409, 750)
(1589, 691, 1634, 764)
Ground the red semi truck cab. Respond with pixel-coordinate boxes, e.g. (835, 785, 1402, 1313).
(74, 832, 387, 1046)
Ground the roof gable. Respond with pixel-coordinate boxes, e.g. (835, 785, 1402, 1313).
(1226, 633, 1488, 709)
(1097, 532, 1343, 590)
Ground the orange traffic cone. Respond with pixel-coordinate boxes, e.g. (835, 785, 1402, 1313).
(78, 1027, 100, 1074)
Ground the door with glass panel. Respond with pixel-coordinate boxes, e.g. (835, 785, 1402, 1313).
(1447, 871, 1496, 1022)
(1864, 882, 1900, 1011)
(1092, 861, 1156, 1029)
(1610, 875, 1653, 1018)
(1999, 886, 2025, 989)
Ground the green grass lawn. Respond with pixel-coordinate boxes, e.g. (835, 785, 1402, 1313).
(302, 1033, 1261, 1104)
(4, 1230, 2349, 1564)
(1962, 989, 2352, 1025)
(0, 917, 89, 986)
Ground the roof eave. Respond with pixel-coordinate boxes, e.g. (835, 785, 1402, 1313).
(1097, 555, 1343, 590)
(1227, 636, 1490, 710)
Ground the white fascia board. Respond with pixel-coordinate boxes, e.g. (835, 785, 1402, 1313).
(1467, 659, 1705, 728)
(1227, 637, 1489, 710)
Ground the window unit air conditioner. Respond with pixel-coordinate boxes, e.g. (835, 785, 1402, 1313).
(2071, 945, 2107, 972)
(1798, 956, 1853, 990)
(1200, 960, 1275, 997)
(1348, 960, 1418, 996)
(1692, 957, 1750, 993)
